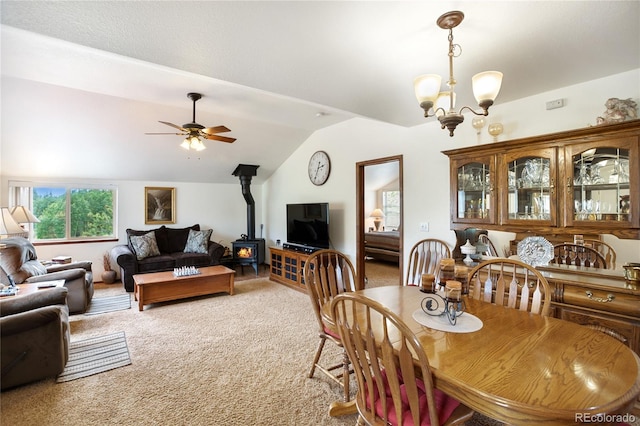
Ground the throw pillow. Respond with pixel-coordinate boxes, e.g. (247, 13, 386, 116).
(129, 231, 161, 260)
(184, 229, 212, 254)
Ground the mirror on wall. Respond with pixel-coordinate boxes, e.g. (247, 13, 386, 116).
(356, 156, 403, 289)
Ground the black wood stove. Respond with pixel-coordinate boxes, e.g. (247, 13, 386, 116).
(231, 164, 265, 275)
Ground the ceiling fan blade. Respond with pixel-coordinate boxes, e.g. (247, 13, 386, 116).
(145, 132, 187, 135)
(159, 121, 187, 131)
(202, 125, 231, 135)
(202, 134, 236, 143)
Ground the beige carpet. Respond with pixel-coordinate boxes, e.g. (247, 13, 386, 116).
(1, 263, 505, 425)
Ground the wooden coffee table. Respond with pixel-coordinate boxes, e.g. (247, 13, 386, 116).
(133, 265, 235, 311)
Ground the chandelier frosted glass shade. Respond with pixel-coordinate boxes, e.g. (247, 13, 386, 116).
(414, 74, 443, 111)
(472, 71, 503, 107)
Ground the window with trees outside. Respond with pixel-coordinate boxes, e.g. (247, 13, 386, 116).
(382, 190, 400, 230)
(8, 182, 117, 242)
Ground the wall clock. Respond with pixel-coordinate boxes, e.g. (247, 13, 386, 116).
(308, 150, 331, 185)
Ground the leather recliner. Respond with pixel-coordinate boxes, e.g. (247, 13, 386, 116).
(0, 237, 93, 314)
(0, 286, 70, 390)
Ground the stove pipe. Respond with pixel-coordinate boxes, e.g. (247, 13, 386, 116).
(232, 164, 260, 240)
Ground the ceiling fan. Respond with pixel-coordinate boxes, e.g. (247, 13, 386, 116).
(145, 92, 236, 150)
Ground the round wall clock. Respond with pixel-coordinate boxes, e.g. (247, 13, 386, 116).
(308, 150, 331, 185)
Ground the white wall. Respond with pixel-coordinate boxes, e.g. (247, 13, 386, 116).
(262, 69, 640, 268)
(0, 177, 259, 279)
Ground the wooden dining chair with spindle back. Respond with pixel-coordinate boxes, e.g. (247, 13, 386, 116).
(303, 249, 356, 402)
(583, 239, 617, 269)
(477, 234, 499, 257)
(467, 258, 552, 316)
(405, 239, 451, 287)
(331, 292, 474, 426)
(551, 243, 608, 269)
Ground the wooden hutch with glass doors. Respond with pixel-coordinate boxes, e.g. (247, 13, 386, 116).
(443, 120, 640, 357)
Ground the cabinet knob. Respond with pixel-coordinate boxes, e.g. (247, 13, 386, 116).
(566, 177, 573, 188)
(585, 290, 615, 303)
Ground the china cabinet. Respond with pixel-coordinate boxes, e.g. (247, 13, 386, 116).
(443, 120, 640, 239)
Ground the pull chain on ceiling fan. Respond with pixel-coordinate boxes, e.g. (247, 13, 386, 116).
(145, 92, 236, 150)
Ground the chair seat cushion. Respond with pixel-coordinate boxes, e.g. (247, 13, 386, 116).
(366, 369, 461, 426)
(323, 324, 341, 340)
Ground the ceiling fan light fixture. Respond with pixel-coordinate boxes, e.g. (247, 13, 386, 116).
(192, 138, 206, 151)
(147, 92, 236, 148)
(414, 10, 503, 137)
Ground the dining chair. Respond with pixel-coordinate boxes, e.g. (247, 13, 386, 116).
(467, 258, 552, 316)
(476, 234, 499, 257)
(583, 239, 617, 269)
(330, 292, 474, 426)
(405, 239, 451, 287)
(303, 249, 356, 402)
(551, 243, 608, 269)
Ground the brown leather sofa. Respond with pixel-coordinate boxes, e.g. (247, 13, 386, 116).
(111, 224, 224, 292)
(0, 237, 94, 314)
(1, 286, 70, 391)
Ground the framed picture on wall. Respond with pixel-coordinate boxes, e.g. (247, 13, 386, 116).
(145, 187, 175, 224)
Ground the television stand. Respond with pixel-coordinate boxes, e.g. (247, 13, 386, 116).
(269, 246, 314, 293)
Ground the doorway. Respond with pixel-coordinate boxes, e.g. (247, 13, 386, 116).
(356, 155, 403, 290)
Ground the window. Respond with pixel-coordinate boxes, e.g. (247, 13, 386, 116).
(382, 190, 400, 229)
(9, 182, 117, 241)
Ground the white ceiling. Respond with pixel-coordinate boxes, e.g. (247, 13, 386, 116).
(1, 1, 639, 184)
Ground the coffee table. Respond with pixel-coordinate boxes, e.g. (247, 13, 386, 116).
(133, 265, 235, 311)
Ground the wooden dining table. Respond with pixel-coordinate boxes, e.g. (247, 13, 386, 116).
(321, 285, 640, 425)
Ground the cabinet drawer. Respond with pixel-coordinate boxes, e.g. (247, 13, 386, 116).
(563, 284, 639, 317)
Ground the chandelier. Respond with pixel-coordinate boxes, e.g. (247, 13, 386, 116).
(414, 11, 503, 137)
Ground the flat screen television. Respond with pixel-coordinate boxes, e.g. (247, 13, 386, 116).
(286, 202, 330, 249)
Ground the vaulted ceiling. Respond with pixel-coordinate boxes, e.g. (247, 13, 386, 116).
(2, 1, 638, 184)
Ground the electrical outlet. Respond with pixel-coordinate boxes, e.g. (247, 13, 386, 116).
(546, 99, 564, 110)
(419, 222, 429, 232)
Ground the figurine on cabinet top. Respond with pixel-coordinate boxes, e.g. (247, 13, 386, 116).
(596, 98, 638, 125)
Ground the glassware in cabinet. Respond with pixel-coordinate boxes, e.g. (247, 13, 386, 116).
(564, 137, 637, 228)
(501, 147, 557, 225)
(451, 156, 496, 224)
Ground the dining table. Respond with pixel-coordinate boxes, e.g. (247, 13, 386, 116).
(321, 285, 640, 425)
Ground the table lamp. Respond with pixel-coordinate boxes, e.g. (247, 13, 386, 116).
(370, 208, 385, 231)
(1, 207, 27, 238)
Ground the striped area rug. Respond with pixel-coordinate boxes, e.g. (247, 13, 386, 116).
(86, 294, 131, 315)
(56, 332, 131, 383)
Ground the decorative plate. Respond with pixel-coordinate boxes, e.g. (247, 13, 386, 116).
(517, 236, 554, 267)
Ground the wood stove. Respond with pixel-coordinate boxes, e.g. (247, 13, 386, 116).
(232, 239, 265, 275)
(231, 164, 266, 275)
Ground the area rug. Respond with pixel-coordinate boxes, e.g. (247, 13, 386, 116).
(56, 331, 131, 383)
(85, 293, 131, 315)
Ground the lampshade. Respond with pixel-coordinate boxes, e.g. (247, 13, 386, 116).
(0, 207, 26, 236)
(370, 208, 385, 218)
(472, 71, 503, 104)
(182, 135, 206, 151)
(10, 205, 40, 223)
(435, 92, 456, 117)
(414, 74, 442, 107)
